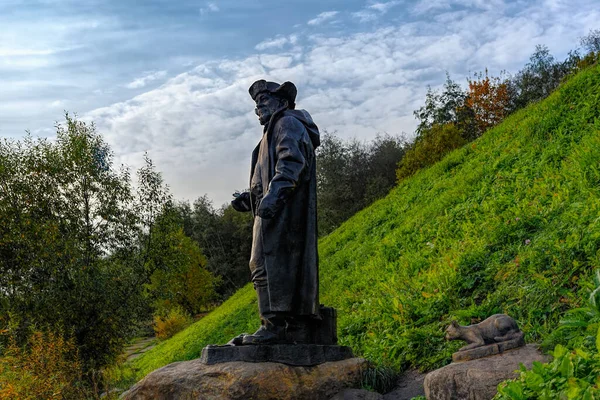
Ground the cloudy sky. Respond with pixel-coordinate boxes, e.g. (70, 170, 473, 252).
(2, 0, 598, 206)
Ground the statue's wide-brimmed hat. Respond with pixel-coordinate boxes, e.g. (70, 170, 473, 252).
(249, 80, 297, 108)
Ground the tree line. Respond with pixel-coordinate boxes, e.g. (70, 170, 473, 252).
(398, 31, 600, 181)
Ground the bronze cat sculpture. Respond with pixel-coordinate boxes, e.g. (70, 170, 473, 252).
(445, 314, 524, 352)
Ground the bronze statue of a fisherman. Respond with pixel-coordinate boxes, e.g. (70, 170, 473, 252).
(231, 80, 321, 345)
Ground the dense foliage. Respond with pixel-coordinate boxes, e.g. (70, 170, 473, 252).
(396, 123, 466, 181)
(176, 197, 254, 297)
(115, 57, 600, 388)
(497, 344, 600, 400)
(145, 209, 219, 316)
(0, 115, 217, 379)
(0, 116, 149, 371)
(317, 132, 407, 235)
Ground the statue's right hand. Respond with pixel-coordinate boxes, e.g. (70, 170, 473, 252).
(231, 191, 252, 212)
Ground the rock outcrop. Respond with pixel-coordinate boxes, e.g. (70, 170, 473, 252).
(424, 344, 549, 400)
(121, 357, 367, 400)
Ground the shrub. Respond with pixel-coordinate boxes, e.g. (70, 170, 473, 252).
(495, 344, 600, 399)
(361, 364, 399, 394)
(465, 70, 511, 135)
(153, 307, 193, 340)
(396, 123, 466, 181)
(496, 271, 600, 399)
(0, 330, 91, 399)
(544, 270, 600, 351)
(146, 224, 219, 317)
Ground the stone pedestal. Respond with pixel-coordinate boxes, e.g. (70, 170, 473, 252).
(312, 305, 338, 345)
(201, 343, 354, 366)
(452, 336, 526, 362)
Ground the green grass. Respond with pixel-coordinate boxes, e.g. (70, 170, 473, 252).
(114, 64, 600, 387)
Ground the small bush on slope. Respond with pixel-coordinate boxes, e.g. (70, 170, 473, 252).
(117, 64, 600, 385)
(153, 307, 193, 341)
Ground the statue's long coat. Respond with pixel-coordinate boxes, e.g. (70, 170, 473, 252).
(249, 108, 320, 317)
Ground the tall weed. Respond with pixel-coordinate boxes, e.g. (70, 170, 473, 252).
(0, 330, 91, 399)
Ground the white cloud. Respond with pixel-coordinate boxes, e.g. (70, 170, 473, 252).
(353, 1, 401, 22)
(412, 0, 453, 15)
(352, 10, 379, 23)
(199, 2, 219, 16)
(255, 35, 299, 51)
(85, 0, 600, 206)
(125, 70, 167, 89)
(307, 11, 339, 26)
(0, 44, 83, 70)
(255, 36, 288, 51)
(259, 55, 293, 69)
(0, 47, 58, 57)
(412, 0, 508, 15)
(369, 1, 402, 13)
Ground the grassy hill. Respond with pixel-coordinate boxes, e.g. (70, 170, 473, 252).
(114, 64, 600, 386)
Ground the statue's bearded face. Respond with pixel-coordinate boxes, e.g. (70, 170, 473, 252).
(255, 93, 284, 126)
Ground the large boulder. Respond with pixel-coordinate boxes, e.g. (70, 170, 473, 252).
(121, 357, 367, 400)
(424, 344, 549, 400)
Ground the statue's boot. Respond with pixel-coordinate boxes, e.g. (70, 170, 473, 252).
(241, 316, 286, 345)
(242, 284, 287, 345)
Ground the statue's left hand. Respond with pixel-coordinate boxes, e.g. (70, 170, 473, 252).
(257, 194, 280, 219)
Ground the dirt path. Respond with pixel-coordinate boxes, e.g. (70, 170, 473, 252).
(123, 336, 158, 362)
(383, 370, 426, 399)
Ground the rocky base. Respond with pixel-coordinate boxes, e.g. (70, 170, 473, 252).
(120, 357, 367, 400)
(452, 336, 526, 362)
(424, 344, 549, 400)
(201, 344, 354, 366)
